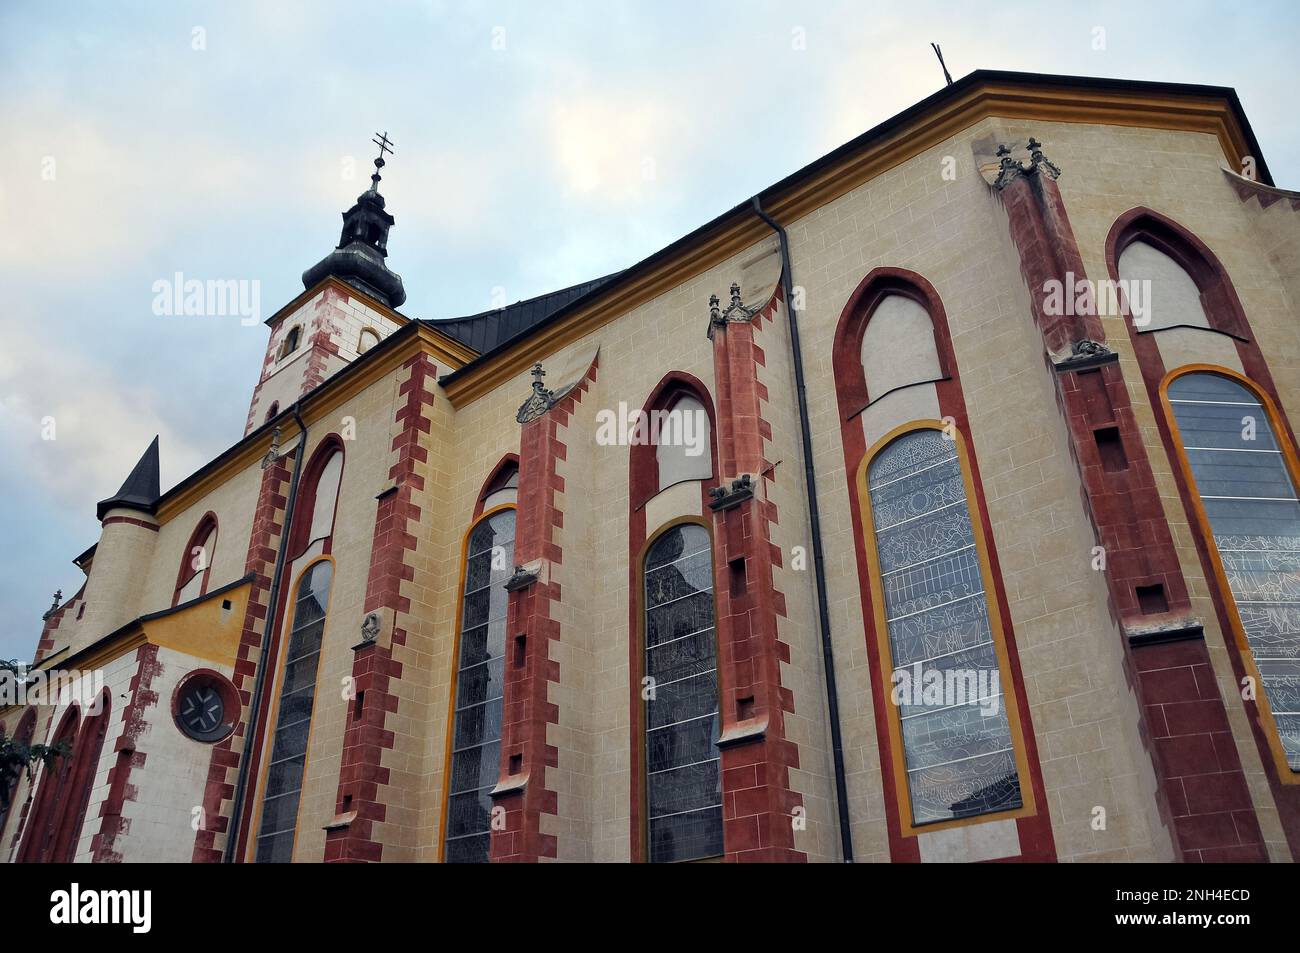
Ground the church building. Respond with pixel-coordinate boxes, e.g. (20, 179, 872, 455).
(3, 69, 1299, 863)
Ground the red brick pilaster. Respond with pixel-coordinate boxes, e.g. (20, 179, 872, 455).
(91, 643, 163, 863)
(324, 353, 437, 862)
(996, 149, 1265, 861)
(490, 363, 596, 862)
(301, 286, 346, 393)
(191, 453, 292, 862)
(707, 287, 805, 862)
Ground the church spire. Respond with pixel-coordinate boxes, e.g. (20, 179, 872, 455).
(96, 435, 161, 520)
(301, 132, 407, 308)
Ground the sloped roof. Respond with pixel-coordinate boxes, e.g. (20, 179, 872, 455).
(425, 274, 622, 354)
(95, 436, 161, 521)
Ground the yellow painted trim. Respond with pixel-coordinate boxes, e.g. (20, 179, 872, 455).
(441, 82, 1256, 409)
(856, 419, 1037, 836)
(633, 515, 724, 862)
(1159, 364, 1300, 784)
(244, 555, 336, 862)
(437, 504, 516, 863)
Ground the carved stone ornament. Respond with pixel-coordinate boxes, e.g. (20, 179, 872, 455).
(360, 611, 382, 642)
(1071, 339, 1111, 358)
(707, 282, 758, 339)
(993, 137, 1062, 190)
(708, 473, 756, 511)
(516, 363, 556, 424)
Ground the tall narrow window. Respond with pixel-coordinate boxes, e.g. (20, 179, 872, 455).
(444, 508, 514, 863)
(255, 559, 332, 863)
(1166, 371, 1300, 770)
(865, 427, 1024, 827)
(643, 522, 722, 862)
(17, 708, 80, 862)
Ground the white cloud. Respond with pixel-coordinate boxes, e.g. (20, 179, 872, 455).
(0, 97, 262, 277)
(0, 322, 210, 511)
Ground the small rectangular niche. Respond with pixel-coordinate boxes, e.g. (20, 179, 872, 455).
(1136, 584, 1169, 615)
(1094, 426, 1128, 473)
(729, 558, 747, 598)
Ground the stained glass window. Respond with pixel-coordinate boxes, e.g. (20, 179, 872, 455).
(644, 523, 723, 862)
(444, 508, 515, 863)
(255, 559, 331, 863)
(1168, 372, 1300, 768)
(867, 428, 1023, 826)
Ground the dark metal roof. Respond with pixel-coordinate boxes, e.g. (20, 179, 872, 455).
(95, 435, 161, 521)
(424, 274, 622, 354)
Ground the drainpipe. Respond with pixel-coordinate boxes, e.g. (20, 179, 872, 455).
(751, 196, 854, 863)
(223, 403, 309, 862)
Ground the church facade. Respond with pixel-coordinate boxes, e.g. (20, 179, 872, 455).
(4, 69, 1299, 863)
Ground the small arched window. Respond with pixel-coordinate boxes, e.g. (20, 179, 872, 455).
(642, 521, 722, 862)
(1164, 369, 1300, 773)
(357, 329, 380, 354)
(443, 507, 515, 863)
(265, 401, 280, 424)
(254, 559, 333, 863)
(862, 425, 1027, 829)
(654, 394, 712, 491)
(280, 326, 301, 360)
(175, 515, 218, 605)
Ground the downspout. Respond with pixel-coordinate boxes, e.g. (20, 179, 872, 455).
(751, 196, 854, 863)
(223, 403, 309, 862)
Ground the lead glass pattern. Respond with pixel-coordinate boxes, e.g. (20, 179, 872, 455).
(444, 509, 515, 863)
(1169, 372, 1300, 768)
(868, 429, 1023, 825)
(255, 559, 332, 862)
(644, 524, 722, 862)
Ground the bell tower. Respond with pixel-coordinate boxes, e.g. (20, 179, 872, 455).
(245, 134, 408, 434)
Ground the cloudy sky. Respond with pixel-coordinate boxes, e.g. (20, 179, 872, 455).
(0, 0, 1296, 662)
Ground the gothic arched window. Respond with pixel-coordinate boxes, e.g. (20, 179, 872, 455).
(443, 507, 515, 863)
(642, 521, 722, 862)
(862, 425, 1028, 829)
(175, 514, 218, 605)
(17, 707, 80, 862)
(1164, 369, 1300, 773)
(254, 558, 333, 862)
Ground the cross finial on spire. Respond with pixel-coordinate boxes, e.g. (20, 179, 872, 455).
(368, 131, 394, 192)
